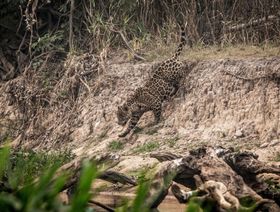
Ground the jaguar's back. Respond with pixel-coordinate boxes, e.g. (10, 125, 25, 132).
(151, 25, 188, 85)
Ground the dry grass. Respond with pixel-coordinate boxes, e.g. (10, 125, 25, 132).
(144, 42, 280, 62)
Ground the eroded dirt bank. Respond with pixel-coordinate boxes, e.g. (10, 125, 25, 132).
(0, 57, 279, 161)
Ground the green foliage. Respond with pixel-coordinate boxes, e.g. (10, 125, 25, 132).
(0, 120, 16, 145)
(186, 200, 203, 212)
(1, 0, 280, 60)
(129, 164, 158, 183)
(0, 147, 158, 212)
(5, 149, 73, 187)
(116, 179, 150, 212)
(133, 141, 160, 153)
(31, 31, 64, 54)
(0, 147, 10, 180)
(238, 196, 258, 212)
(0, 147, 96, 212)
(108, 140, 124, 151)
(0, 147, 261, 212)
(0, 131, 12, 145)
(185, 197, 216, 212)
(130, 180, 150, 212)
(70, 161, 97, 212)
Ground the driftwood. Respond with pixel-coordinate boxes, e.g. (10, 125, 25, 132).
(150, 152, 182, 162)
(58, 147, 280, 211)
(225, 14, 280, 33)
(7, 147, 279, 211)
(53, 153, 137, 192)
(88, 200, 114, 212)
(99, 170, 137, 186)
(146, 147, 280, 211)
(10, 153, 136, 198)
(59, 154, 136, 212)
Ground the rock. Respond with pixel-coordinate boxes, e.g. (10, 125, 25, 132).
(235, 130, 244, 138)
(157, 127, 176, 135)
(216, 131, 226, 138)
(177, 127, 189, 136)
(260, 142, 269, 148)
(269, 139, 280, 147)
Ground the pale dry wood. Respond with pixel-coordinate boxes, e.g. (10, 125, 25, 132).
(109, 27, 146, 61)
(148, 147, 280, 211)
(225, 14, 280, 33)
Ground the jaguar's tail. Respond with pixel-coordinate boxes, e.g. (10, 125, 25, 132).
(171, 23, 188, 59)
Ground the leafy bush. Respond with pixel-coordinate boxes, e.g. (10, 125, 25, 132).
(0, 147, 96, 212)
(5, 149, 73, 187)
(31, 31, 65, 54)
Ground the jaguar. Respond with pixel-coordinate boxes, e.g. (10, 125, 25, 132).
(117, 23, 195, 137)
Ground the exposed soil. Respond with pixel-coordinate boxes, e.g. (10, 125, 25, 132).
(1, 52, 280, 211)
(0, 54, 279, 172)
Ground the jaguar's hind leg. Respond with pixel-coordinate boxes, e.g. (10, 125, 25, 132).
(118, 107, 144, 137)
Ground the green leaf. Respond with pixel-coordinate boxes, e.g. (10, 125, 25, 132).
(0, 146, 10, 180)
(70, 161, 97, 212)
(131, 180, 150, 212)
(0, 193, 22, 211)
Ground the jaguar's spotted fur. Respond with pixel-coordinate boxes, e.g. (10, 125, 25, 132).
(150, 26, 190, 94)
(117, 78, 175, 137)
(117, 25, 193, 137)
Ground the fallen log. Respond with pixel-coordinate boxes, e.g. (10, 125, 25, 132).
(27, 153, 136, 195)
(147, 147, 280, 211)
(12, 147, 278, 211)
(56, 153, 139, 193)
(99, 170, 137, 186)
(88, 199, 114, 212)
(150, 152, 182, 162)
(224, 14, 280, 33)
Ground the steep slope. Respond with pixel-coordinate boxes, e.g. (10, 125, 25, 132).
(0, 56, 279, 161)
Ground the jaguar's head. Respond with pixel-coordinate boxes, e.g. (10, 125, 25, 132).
(117, 105, 129, 126)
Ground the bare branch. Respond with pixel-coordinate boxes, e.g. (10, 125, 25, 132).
(69, 0, 75, 50)
(109, 27, 146, 61)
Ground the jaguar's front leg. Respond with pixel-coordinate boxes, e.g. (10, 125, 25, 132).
(152, 105, 162, 124)
(118, 110, 144, 137)
(170, 83, 179, 97)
